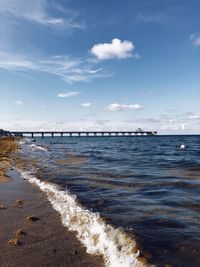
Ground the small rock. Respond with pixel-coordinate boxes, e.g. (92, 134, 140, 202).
(26, 215, 39, 222)
(16, 229, 26, 237)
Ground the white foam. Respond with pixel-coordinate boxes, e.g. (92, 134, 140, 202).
(19, 170, 144, 267)
(28, 144, 47, 152)
(19, 141, 26, 145)
(25, 138, 32, 142)
(19, 138, 32, 145)
(179, 144, 186, 149)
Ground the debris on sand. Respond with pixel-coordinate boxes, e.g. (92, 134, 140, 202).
(16, 199, 23, 205)
(8, 238, 21, 247)
(0, 137, 19, 183)
(14, 199, 24, 208)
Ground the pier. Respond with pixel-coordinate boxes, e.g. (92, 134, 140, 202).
(10, 130, 157, 138)
(0, 129, 12, 137)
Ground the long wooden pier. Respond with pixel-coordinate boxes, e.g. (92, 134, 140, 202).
(11, 130, 157, 138)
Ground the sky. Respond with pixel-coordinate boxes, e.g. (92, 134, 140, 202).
(0, 0, 200, 134)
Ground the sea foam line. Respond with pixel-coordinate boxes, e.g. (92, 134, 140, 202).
(19, 170, 144, 267)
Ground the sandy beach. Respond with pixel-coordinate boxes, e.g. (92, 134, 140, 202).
(0, 138, 104, 267)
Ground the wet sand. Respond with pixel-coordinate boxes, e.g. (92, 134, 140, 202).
(0, 138, 104, 267)
(0, 169, 104, 267)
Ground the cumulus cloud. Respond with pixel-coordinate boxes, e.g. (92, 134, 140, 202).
(14, 100, 23, 106)
(105, 103, 144, 111)
(91, 38, 134, 60)
(81, 103, 91, 107)
(57, 91, 80, 98)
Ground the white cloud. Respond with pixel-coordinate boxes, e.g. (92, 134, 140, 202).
(1, 110, 200, 134)
(91, 38, 134, 60)
(186, 112, 200, 120)
(14, 100, 23, 106)
(57, 91, 80, 98)
(0, 52, 35, 71)
(0, 52, 106, 83)
(136, 13, 168, 24)
(0, 118, 149, 132)
(160, 123, 187, 131)
(81, 103, 91, 107)
(0, 0, 84, 30)
(190, 34, 200, 46)
(138, 89, 165, 97)
(105, 103, 144, 111)
(193, 36, 200, 46)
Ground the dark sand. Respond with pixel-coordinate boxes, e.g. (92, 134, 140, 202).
(0, 169, 105, 267)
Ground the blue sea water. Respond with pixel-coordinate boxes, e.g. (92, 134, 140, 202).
(21, 135, 200, 266)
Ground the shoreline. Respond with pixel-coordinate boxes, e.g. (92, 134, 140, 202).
(0, 138, 105, 267)
(0, 168, 105, 267)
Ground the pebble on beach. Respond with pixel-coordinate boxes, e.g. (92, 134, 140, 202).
(0, 204, 6, 210)
(26, 215, 39, 222)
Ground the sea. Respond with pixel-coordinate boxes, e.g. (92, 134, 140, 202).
(18, 135, 200, 267)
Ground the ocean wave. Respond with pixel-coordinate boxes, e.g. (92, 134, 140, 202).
(28, 144, 48, 152)
(19, 170, 143, 267)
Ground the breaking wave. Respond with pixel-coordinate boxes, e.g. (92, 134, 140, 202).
(19, 170, 143, 267)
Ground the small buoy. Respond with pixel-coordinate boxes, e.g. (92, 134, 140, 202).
(179, 144, 186, 149)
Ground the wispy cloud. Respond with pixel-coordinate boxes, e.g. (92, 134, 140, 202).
(136, 13, 168, 24)
(14, 100, 23, 106)
(138, 89, 165, 97)
(81, 103, 91, 107)
(57, 91, 80, 98)
(185, 112, 200, 120)
(0, 0, 85, 30)
(91, 38, 135, 60)
(0, 118, 149, 132)
(0, 52, 107, 83)
(160, 123, 186, 131)
(0, 52, 35, 71)
(105, 103, 144, 111)
(190, 34, 200, 46)
(2, 110, 200, 133)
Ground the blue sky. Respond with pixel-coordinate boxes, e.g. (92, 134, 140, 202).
(0, 0, 200, 133)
